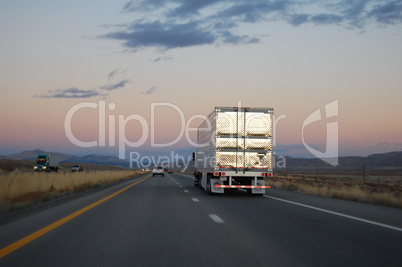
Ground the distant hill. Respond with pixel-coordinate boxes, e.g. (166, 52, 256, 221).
(5, 149, 129, 168)
(365, 151, 402, 167)
(6, 149, 47, 160)
(277, 151, 402, 173)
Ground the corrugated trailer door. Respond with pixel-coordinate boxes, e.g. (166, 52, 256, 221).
(243, 108, 273, 170)
(215, 107, 273, 172)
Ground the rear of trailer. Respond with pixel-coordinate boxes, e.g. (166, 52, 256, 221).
(194, 107, 273, 195)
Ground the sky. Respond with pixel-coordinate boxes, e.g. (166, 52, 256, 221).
(1, 0, 402, 161)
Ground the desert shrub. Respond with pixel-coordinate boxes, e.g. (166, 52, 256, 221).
(267, 175, 402, 208)
(0, 170, 146, 213)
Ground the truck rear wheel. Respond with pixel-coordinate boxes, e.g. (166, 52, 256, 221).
(194, 172, 201, 188)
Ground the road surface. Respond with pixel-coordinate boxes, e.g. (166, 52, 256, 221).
(1, 173, 401, 266)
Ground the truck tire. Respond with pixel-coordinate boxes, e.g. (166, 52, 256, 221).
(194, 172, 201, 187)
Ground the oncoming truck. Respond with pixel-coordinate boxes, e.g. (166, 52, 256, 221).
(193, 107, 273, 195)
(34, 153, 60, 172)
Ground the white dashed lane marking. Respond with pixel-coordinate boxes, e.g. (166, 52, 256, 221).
(173, 176, 223, 225)
(209, 214, 224, 224)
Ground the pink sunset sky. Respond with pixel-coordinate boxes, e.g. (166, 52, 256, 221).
(1, 0, 401, 159)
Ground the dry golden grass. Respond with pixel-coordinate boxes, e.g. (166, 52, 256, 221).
(0, 170, 146, 213)
(268, 174, 402, 208)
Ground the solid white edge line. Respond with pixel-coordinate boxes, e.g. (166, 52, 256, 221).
(174, 173, 401, 232)
(209, 214, 224, 224)
(264, 195, 402, 232)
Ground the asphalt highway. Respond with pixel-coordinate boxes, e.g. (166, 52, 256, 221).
(0, 173, 401, 266)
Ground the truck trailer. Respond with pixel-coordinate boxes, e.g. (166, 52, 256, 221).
(34, 153, 60, 172)
(194, 107, 273, 195)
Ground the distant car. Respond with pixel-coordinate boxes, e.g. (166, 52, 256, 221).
(168, 169, 174, 173)
(152, 166, 164, 177)
(72, 165, 83, 172)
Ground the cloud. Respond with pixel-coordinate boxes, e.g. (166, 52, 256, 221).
(34, 88, 106, 99)
(368, 0, 402, 25)
(215, 1, 288, 23)
(123, 0, 168, 12)
(101, 20, 215, 50)
(35, 71, 132, 98)
(102, 0, 402, 52)
(166, 0, 218, 18)
(219, 31, 260, 45)
(101, 0, 275, 51)
(108, 69, 127, 80)
(311, 14, 344, 25)
(287, 13, 310, 26)
(378, 142, 390, 146)
(142, 86, 157, 95)
(100, 79, 132, 91)
(152, 55, 173, 62)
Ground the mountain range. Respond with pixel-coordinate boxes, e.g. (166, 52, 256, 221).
(1, 149, 402, 171)
(2, 149, 129, 168)
(282, 151, 402, 167)
(277, 151, 402, 174)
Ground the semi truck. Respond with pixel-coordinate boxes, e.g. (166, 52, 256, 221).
(193, 107, 273, 195)
(34, 153, 60, 172)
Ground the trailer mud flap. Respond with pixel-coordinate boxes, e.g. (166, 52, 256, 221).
(210, 179, 224, 194)
(252, 179, 266, 194)
(251, 187, 265, 194)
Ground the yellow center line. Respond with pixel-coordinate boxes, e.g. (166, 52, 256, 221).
(0, 174, 150, 258)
